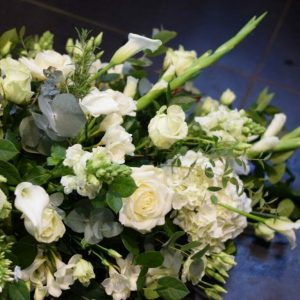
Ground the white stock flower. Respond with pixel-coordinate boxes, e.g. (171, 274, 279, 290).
(123, 76, 138, 98)
(24, 207, 66, 243)
(165, 150, 251, 250)
(250, 136, 279, 153)
(163, 46, 197, 76)
(14, 182, 50, 228)
(0, 188, 11, 219)
(119, 165, 174, 232)
(20, 50, 74, 80)
(63, 144, 86, 168)
(79, 87, 119, 117)
(102, 255, 140, 300)
(0, 57, 33, 104)
(99, 113, 123, 132)
(148, 105, 188, 149)
(263, 113, 287, 137)
(220, 88, 236, 105)
(110, 33, 162, 65)
(101, 125, 135, 164)
(255, 217, 300, 249)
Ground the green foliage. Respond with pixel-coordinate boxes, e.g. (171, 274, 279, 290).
(109, 176, 138, 198)
(6, 281, 30, 300)
(157, 276, 189, 300)
(105, 191, 123, 214)
(47, 145, 66, 166)
(135, 251, 164, 268)
(0, 139, 19, 161)
(0, 160, 21, 184)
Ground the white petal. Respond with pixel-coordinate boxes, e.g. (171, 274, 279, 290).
(264, 113, 287, 137)
(250, 136, 279, 153)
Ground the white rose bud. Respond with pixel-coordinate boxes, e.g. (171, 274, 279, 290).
(0, 57, 33, 105)
(20, 50, 74, 81)
(148, 105, 188, 149)
(163, 46, 197, 76)
(220, 88, 236, 105)
(119, 165, 174, 233)
(24, 208, 66, 243)
(110, 33, 162, 65)
(263, 113, 287, 137)
(73, 258, 95, 286)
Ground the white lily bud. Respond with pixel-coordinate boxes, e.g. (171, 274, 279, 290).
(263, 113, 286, 137)
(110, 33, 162, 65)
(14, 182, 50, 228)
(220, 88, 236, 105)
(250, 136, 279, 153)
(123, 76, 138, 98)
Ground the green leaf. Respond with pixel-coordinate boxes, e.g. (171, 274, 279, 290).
(181, 240, 203, 251)
(191, 245, 210, 260)
(12, 236, 37, 269)
(136, 266, 149, 291)
(255, 87, 274, 112)
(169, 96, 196, 110)
(121, 229, 140, 255)
(0, 139, 19, 161)
(205, 167, 214, 178)
(0, 28, 19, 56)
(7, 280, 30, 300)
(157, 276, 189, 300)
(106, 191, 123, 214)
(135, 251, 164, 268)
(152, 30, 177, 44)
(268, 163, 286, 184)
(207, 186, 222, 192)
(0, 160, 21, 184)
(23, 166, 51, 185)
(163, 231, 185, 247)
(109, 176, 137, 197)
(47, 145, 66, 166)
(277, 198, 295, 217)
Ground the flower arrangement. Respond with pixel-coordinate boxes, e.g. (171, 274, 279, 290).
(0, 12, 299, 300)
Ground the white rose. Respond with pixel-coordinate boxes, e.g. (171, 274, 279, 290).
(163, 46, 197, 76)
(101, 125, 135, 164)
(119, 165, 174, 232)
(0, 57, 33, 104)
(148, 105, 188, 149)
(24, 208, 66, 243)
(79, 87, 119, 117)
(20, 50, 74, 81)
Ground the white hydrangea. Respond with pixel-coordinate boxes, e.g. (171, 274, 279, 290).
(195, 105, 248, 142)
(164, 150, 251, 250)
(61, 144, 104, 199)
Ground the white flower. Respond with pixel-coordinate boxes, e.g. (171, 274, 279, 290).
(181, 255, 206, 284)
(119, 165, 174, 232)
(14, 182, 50, 228)
(79, 87, 119, 117)
(20, 50, 74, 81)
(263, 113, 287, 137)
(0, 57, 33, 104)
(163, 46, 197, 76)
(73, 258, 95, 286)
(255, 217, 300, 249)
(250, 136, 279, 153)
(110, 33, 162, 65)
(102, 255, 140, 300)
(63, 144, 86, 168)
(220, 88, 236, 105)
(0, 188, 11, 219)
(24, 207, 66, 243)
(165, 150, 251, 250)
(99, 113, 123, 132)
(105, 89, 136, 117)
(148, 105, 188, 149)
(101, 125, 135, 164)
(123, 76, 138, 98)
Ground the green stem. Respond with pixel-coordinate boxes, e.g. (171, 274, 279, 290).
(86, 62, 114, 85)
(273, 138, 300, 152)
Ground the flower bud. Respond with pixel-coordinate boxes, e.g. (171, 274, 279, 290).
(263, 113, 286, 137)
(220, 88, 236, 105)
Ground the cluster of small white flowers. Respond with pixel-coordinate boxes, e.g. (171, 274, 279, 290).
(195, 105, 248, 143)
(61, 144, 104, 199)
(165, 150, 251, 250)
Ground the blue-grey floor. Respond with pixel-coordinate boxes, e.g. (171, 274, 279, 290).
(0, 1, 299, 299)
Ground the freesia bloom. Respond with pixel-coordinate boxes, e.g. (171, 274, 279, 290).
(14, 182, 50, 228)
(0, 57, 33, 104)
(102, 255, 140, 300)
(250, 136, 279, 153)
(255, 217, 300, 249)
(119, 165, 174, 232)
(110, 33, 162, 65)
(20, 50, 74, 80)
(123, 76, 138, 98)
(99, 113, 123, 132)
(148, 105, 188, 149)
